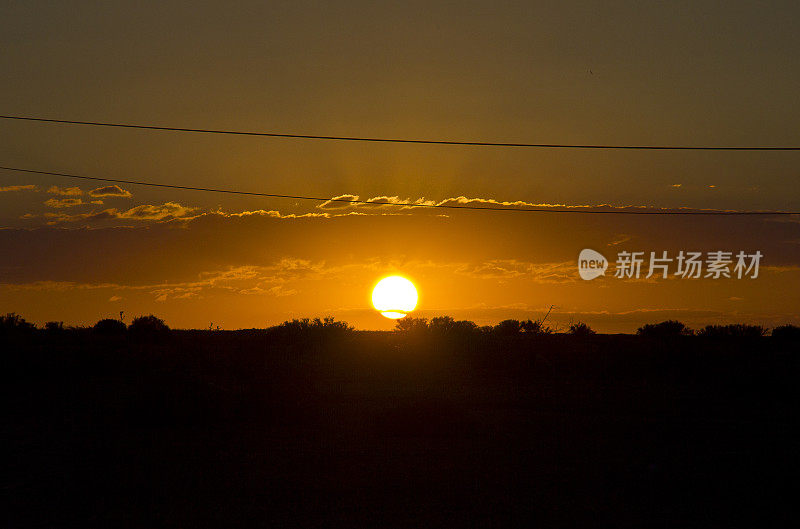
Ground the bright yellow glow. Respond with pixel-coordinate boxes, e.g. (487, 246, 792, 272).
(372, 276, 418, 319)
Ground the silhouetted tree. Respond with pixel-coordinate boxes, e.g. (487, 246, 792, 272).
(44, 321, 65, 334)
(520, 319, 553, 335)
(450, 319, 479, 334)
(428, 316, 478, 335)
(268, 317, 353, 341)
(0, 313, 35, 334)
(636, 320, 692, 338)
(428, 316, 456, 333)
(128, 315, 170, 337)
(93, 318, 126, 335)
(568, 322, 596, 336)
(494, 319, 522, 335)
(697, 324, 766, 338)
(772, 324, 800, 341)
(395, 316, 429, 333)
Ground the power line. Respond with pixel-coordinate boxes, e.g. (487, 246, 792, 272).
(2, 115, 799, 151)
(1, 165, 797, 215)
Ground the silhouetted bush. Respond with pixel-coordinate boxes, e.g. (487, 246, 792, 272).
(128, 315, 170, 337)
(93, 318, 127, 335)
(697, 324, 766, 338)
(428, 316, 456, 333)
(771, 324, 800, 340)
(521, 319, 553, 335)
(637, 320, 693, 338)
(44, 321, 65, 334)
(268, 317, 352, 341)
(0, 313, 35, 334)
(394, 316, 479, 337)
(568, 322, 596, 336)
(395, 316, 429, 333)
(493, 319, 522, 335)
(428, 316, 478, 335)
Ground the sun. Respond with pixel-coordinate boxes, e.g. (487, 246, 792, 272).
(372, 276, 418, 319)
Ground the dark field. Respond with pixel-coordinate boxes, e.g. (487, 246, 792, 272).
(5, 330, 798, 527)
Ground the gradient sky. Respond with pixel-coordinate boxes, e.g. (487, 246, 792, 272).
(1, 1, 799, 331)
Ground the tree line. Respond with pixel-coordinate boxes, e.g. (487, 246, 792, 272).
(2, 312, 799, 340)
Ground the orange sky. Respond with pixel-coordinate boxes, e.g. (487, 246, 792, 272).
(1, 1, 798, 331)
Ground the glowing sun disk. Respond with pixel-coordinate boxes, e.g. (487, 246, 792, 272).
(372, 276, 418, 319)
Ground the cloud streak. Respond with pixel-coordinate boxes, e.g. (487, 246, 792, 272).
(316, 194, 771, 215)
(89, 185, 132, 198)
(0, 184, 37, 192)
(47, 186, 83, 196)
(44, 198, 84, 208)
(37, 202, 199, 223)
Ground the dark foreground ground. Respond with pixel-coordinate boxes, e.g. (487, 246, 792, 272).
(5, 330, 798, 527)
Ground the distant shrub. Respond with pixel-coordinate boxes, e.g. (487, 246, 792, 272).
(450, 319, 479, 334)
(494, 319, 522, 335)
(427, 316, 453, 332)
(520, 319, 553, 335)
(45, 321, 65, 333)
(771, 324, 800, 340)
(394, 316, 479, 336)
(93, 318, 127, 335)
(0, 313, 35, 334)
(395, 316, 429, 333)
(697, 324, 767, 338)
(269, 317, 352, 339)
(428, 316, 478, 335)
(128, 315, 170, 336)
(636, 320, 692, 338)
(568, 322, 596, 336)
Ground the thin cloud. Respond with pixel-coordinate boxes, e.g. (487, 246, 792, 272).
(44, 197, 84, 208)
(318, 194, 361, 210)
(0, 184, 37, 192)
(316, 194, 754, 214)
(119, 202, 196, 220)
(455, 259, 576, 283)
(89, 185, 132, 198)
(607, 234, 632, 246)
(42, 202, 198, 223)
(47, 186, 83, 196)
(318, 194, 437, 211)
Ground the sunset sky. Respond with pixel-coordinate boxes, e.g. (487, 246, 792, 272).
(1, 1, 798, 331)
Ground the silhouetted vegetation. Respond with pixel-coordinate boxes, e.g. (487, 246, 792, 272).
(520, 318, 553, 334)
(772, 324, 800, 340)
(428, 315, 479, 335)
(568, 321, 596, 336)
(128, 314, 170, 338)
(0, 312, 35, 334)
(44, 321, 65, 334)
(395, 316, 554, 337)
(394, 316, 430, 334)
(93, 318, 127, 335)
(636, 319, 693, 338)
(697, 323, 768, 338)
(4, 312, 800, 527)
(493, 318, 522, 335)
(265, 317, 353, 344)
